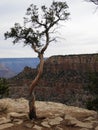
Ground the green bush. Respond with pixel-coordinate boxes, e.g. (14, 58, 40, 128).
(86, 98, 98, 111)
(0, 78, 9, 98)
(88, 72, 98, 94)
(86, 72, 98, 111)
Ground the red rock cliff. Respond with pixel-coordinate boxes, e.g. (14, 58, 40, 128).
(9, 54, 98, 108)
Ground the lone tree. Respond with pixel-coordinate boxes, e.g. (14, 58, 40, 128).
(4, 1, 70, 120)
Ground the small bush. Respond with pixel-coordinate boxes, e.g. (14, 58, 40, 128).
(0, 78, 9, 98)
(87, 98, 98, 111)
(86, 72, 98, 111)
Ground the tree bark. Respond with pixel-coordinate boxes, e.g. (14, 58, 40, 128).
(28, 53, 44, 120)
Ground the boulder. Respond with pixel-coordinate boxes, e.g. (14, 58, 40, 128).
(0, 98, 98, 130)
(0, 117, 11, 125)
(0, 123, 14, 130)
(0, 98, 28, 113)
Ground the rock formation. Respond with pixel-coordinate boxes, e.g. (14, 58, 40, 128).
(0, 98, 98, 130)
(8, 54, 98, 108)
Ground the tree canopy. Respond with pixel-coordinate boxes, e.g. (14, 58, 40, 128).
(5, 1, 69, 56)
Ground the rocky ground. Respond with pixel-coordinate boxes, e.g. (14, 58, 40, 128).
(0, 98, 98, 130)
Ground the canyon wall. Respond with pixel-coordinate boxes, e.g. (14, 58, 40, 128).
(8, 54, 98, 108)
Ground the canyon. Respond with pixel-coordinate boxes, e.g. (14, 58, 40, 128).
(8, 54, 98, 108)
(0, 58, 39, 78)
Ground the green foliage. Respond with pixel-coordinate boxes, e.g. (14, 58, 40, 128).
(86, 72, 98, 111)
(4, 1, 70, 55)
(88, 72, 98, 94)
(0, 78, 9, 98)
(86, 98, 98, 111)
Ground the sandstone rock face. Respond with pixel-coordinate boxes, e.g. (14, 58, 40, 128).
(0, 123, 14, 130)
(95, 126, 98, 130)
(0, 98, 98, 130)
(44, 54, 98, 73)
(0, 98, 28, 113)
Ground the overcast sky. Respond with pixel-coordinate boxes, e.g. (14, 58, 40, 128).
(0, 0, 98, 58)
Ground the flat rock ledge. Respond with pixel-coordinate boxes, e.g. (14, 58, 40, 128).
(0, 98, 98, 130)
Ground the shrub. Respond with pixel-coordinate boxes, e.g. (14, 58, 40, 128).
(86, 72, 98, 111)
(0, 78, 9, 98)
(86, 98, 98, 111)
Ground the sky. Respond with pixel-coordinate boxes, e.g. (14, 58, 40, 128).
(0, 0, 98, 58)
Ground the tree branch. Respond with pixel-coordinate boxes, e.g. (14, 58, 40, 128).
(86, 0, 98, 5)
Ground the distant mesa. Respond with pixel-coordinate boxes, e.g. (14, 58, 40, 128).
(0, 63, 15, 78)
(0, 58, 39, 78)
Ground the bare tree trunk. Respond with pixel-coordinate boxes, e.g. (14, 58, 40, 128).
(29, 53, 44, 120)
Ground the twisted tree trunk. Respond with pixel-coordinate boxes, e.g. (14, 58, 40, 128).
(28, 53, 44, 120)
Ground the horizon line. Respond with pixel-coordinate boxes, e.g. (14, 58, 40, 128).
(0, 52, 98, 59)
